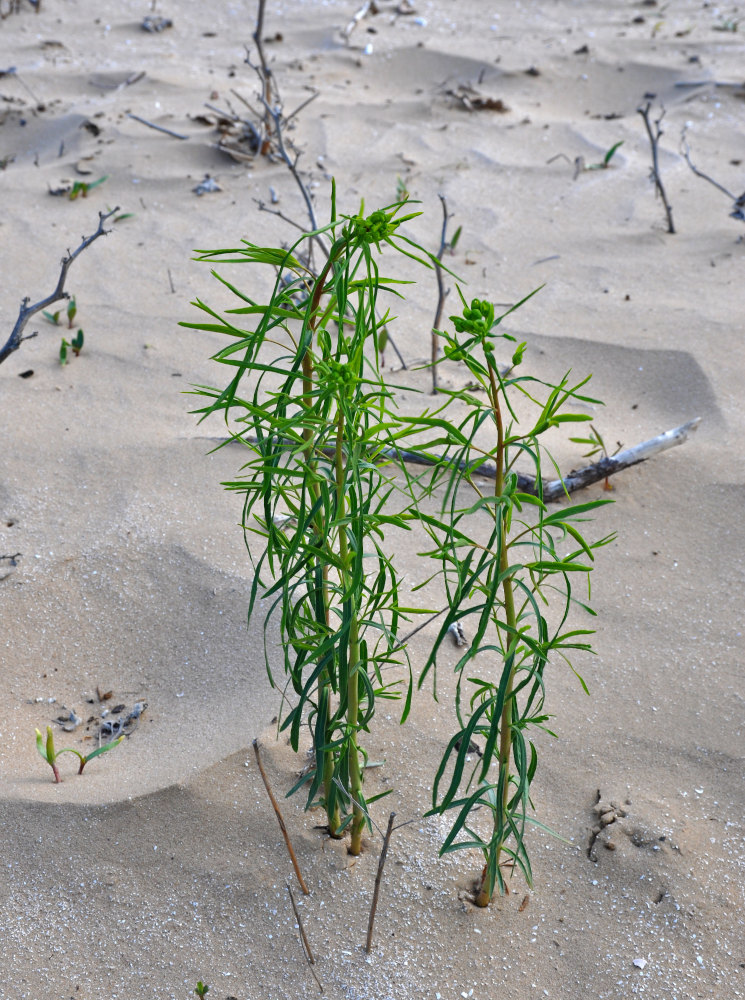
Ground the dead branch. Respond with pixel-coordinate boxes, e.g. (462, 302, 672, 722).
(342, 0, 378, 40)
(1, 208, 117, 366)
(253, 738, 310, 895)
(431, 195, 450, 394)
(199, 417, 700, 500)
(127, 113, 188, 140)
(539, 416, 700, 499)
(637, 102, 675, 234)
(680, 126, 745, 223)
(287, 884, 323, 993)
(365, 811, 396, 954)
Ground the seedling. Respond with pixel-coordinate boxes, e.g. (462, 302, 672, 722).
(66, 296, 77, 328)
(586, 140, 624, 171)
(69, 175, 108, 200)
(194, 983, 210, 998)
(60, 330, 84, 364)
(43, 308, 62, 326)
(35, 725, 123, 782)
(570, 424, 622, 490)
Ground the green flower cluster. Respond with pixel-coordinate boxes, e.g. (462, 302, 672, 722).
(451, 297, 495, 336)
(346, 209, 396, 248)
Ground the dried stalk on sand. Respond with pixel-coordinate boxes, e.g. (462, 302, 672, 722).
(0, 208, 117, 366)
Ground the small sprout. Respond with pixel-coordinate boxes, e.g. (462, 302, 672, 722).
(71, 329, 84, 356)
(66, 296, 77, 328)
(395, 175, 410, 202)
(35, 726, 62, 783)
(194, 983, 210, 998)
(35, 725, 123, 782)
(570, 424, 623, 490)
(69, 175, 108, 200)
(586, 141, 624, 171)
(59, 338, 69, 365)
(43, 309, 61, 326)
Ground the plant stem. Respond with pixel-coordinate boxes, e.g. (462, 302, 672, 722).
(304, 250, 341, 835)
(476, 361, 519, 906)
(334, 405, 364, 854)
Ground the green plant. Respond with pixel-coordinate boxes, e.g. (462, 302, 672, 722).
(569, 424, 622, 490)
(69, 175, 108, 200)
(184, 192, 441, 854)
(43, 308, 62, 326)
(59, 330, 83, 364)
(194, 983, 210, 998)
(586, 140, 623, 171)
(411, 291, 614, 905)
(35, 726, 123, 782)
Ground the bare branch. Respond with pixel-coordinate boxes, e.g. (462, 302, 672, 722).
(365, 811, 396, 954)
(431, 194, 451, 393)
(1, 208, 117, 366)
(680, 127, 736, 201)
(637, 102, 675, 234)
(252, 738, 310, 895)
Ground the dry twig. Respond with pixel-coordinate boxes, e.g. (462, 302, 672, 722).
(287, 884, 323, 993)
(1, 208, 117, 366)
(365, 811, 396, 953)
(637, 102, 675, 233)
(253, 738, 310, 895)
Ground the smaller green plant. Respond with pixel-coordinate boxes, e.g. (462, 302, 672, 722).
(35, 725, 123, 783)
(60, 330, 84, 365)
(194, 983, 210, 998)
(66, 296, 77, 328)
(43, 308, 62, 326)
(69, 175, 108, 200)
(586, 140, 624, 171)
(570, 424, 622, 490)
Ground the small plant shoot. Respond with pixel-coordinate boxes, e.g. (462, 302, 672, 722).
(35, 725, 123, 782)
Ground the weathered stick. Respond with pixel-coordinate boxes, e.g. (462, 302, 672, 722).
(365, 811, 396, 954)
(638, 102, 675, 234)
(342, 0, 377, 40)
(286, 883, 323, 993)
(1, 208, 117, 366)
(127, 113, 188, 140)
(199, 417, 700, 501)
(540, 416, 701, 500)
(431, 195, 450, 394)
(253, 738, 310, 895)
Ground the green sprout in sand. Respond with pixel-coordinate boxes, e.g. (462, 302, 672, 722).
(35, 725, 123, 783)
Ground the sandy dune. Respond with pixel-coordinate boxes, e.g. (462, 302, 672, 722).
(1, 1, 743, 997)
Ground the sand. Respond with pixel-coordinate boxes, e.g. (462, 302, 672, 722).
(1, 0, 744, 997)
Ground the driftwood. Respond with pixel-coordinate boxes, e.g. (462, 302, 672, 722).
(1, 208, 117, 366)
(380, 417, 701, 500)
(200, 417, 700, 502)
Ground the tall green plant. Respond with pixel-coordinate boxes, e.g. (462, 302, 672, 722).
(183, 194, 438, 854)
(410, 291, 614, 905)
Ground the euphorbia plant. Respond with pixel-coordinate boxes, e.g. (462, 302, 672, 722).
(413, 291, 614, 904)
(184, 193, 439, 853)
